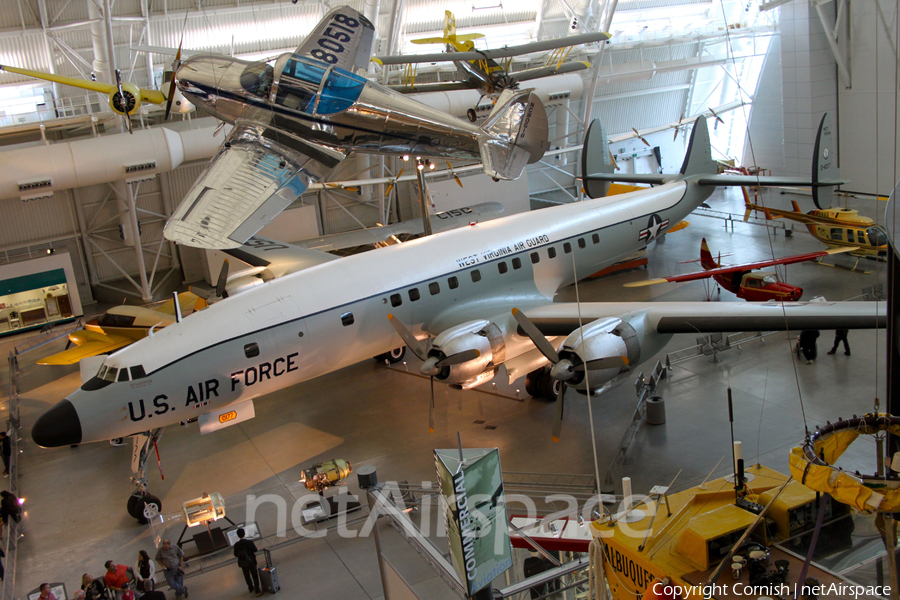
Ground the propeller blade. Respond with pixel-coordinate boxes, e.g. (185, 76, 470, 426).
(387, 314, 428, 360)
(164, 40, 183, 120)
(216, 259, 230, 299)
(574, 355, 628, 372)
(708, 107, 724, 124)
(446, 161, 464, 187)
(512, 308, 559, 364)
(384, 168, 405, 197)
(435, 349, 480, 368)
(429, 376, 435, 433)
(673, 127, 679, 142)
(114, 70, 133, 134)
(551, 383, 565, 442)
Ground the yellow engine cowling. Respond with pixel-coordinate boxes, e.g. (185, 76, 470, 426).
(108, 82, 143, 115)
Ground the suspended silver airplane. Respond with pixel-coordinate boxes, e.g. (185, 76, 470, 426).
(161, 6, 549, 250)
(31, 116, 882, 520)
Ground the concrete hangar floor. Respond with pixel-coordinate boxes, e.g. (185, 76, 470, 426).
(7, 187, 888, 599)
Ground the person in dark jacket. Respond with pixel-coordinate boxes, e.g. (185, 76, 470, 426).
(81, 574, 108, 600)
(233, 528, 262, 596)
(799, 329, 820, 364)
(827, 329, 851, 356)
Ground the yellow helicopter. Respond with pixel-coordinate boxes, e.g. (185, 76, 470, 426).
(743, 189, 888, 264)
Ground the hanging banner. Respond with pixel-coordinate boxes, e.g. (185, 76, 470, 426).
(434, 447, 512, 596)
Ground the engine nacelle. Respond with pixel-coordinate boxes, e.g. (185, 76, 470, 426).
(108, 82, 143, 116)
(557, 318, 641, 393)
(425, 320, 495, 386)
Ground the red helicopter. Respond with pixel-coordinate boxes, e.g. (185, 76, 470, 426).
(626, 238, 855, 301)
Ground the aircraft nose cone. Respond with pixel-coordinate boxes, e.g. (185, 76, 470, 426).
(32, 399, 82, 447)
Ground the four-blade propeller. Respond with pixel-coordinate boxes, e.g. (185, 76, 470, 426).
(512, 308, 627, 441)
(388, 314, 480, 433)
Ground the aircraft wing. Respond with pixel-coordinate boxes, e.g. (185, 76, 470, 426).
(0, 64, 166, 104)
(512, 61, 591, 82)
(223, 236, 340, 278)
(583, 173, 674, 185)
(148, 291, 204, 316)
(375, 32, 609, 65)
(37, 331, 133, 366)
(292, 7, 376, 73)
(293, 202, 505, 251)
(164, 121, 344, 250)
(518, 300, 885, 336)
(696, 175, 846, 188)
(625, 247, 857, 287)
(388, 81, 473, 94)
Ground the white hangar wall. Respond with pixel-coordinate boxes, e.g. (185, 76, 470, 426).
(838, 1, 900, 197)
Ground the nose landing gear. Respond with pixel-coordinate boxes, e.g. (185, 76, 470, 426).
(126, 428, 165, 523)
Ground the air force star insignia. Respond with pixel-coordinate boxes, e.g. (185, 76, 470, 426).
(639, 214, 669, 242)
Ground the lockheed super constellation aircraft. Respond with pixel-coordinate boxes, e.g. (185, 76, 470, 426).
(32, 117, 883, 520)
(162, 6, 549, 250)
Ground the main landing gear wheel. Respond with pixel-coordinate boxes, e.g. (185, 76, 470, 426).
(374, 347, 406, 364)
(525, 367, 561, 401)
(127, 493, 162, 524)
(467, 108, 477, 122)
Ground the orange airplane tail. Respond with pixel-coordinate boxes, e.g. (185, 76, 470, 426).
(699, 237, 719, 270)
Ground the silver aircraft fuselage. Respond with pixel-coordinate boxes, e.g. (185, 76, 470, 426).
(32, 180, 711, 447)
(177, 53, 486, 160)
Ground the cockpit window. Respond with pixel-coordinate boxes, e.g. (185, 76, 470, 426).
(98, 313, 136, 328)
(868, 226, 888, 247)
(274, 56, 365, 115)
(118, 369, 130, 382)
(100, 367, 118, 382)
(130, 365, 146, 379)
(240, 62, 274, 98)
(761, 274, 778, 284)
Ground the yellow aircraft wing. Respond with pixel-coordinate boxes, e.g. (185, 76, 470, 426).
(0, 65, 166, 104)
(37, 330, 133, 366)
(148, 291, 203, 316)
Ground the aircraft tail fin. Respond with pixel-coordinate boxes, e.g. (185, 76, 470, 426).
(679, 116, 716, 177)
(812, 112, 838, 209)
(581, 118, 616, 198)
(412, 12, 484, 47)
(580, 117, 714, 197)
(444, 10, 456, 39)
(478, 89, 549, 181)
(742, 188, 754, 222)
(699, 238, 718, 270)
